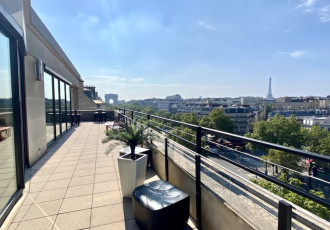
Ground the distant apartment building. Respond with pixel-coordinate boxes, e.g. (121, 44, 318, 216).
(303, 117, 327, 130)
(240, 97, 264, 106)
(274, 96, 330, 110)
(319, 117, 330, 132)
(303, 117, 330, 131)
(252, 105, 267, 123)
(157, 94, 182, 112)
(224, 105, 255, 135)
(176, 103, 222, 116)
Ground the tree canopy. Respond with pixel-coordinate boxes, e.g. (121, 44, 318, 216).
(199, 108, 234, 132)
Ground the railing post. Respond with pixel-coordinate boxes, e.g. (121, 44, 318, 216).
(165, 138, 169, 181)
(131, 111, 134, 124)
(147, 114, 150, 120)
(195, 154, 202, 230)
(278, 200, 292, 230)
(196, 126, 202, 154)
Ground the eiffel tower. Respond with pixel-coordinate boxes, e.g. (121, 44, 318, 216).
(266, 77, 274, 99)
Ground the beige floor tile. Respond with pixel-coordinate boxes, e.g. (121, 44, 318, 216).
(42, 178, 71, 191)
(73, 169, 95, 177)
(75, 163, 95, 170)
(96, 162, 114, 168)
(59, 194, 92, 213)
(12, 205, 30, 222)
(95, 167, 115, 175)
(80, 154, 96, 160)
(69, 175, 94, 187)
(21, 193, 39, 206)
(90, 221, 126, 230)
(92, 191, 122, 207)
(53, 209, 91, 230)
(93, 181, 119, 194)
(31, 167, 56, 177)
(94, 173, 116, 183)
(53, 165, 76, 173)
(7, 222, 19, 230)
(29, 182, 45, 193)
(48, 171, 74, 181)
(58, 160, 77, 167)
(62, 156, 80, 162)
(22, 199, 62, 221)
(91, 204, 124, 227)
(30, 174, 51, 184)
(65, 184, 93, 198)
(35, 188, 67, 203)
(16, 215, 56, 230)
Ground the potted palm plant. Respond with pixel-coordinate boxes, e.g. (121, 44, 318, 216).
(102, 123, 153, 197)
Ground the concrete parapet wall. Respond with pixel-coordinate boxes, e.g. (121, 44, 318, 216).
(150, 146, 255, 230)
(79, 110, 114, 122)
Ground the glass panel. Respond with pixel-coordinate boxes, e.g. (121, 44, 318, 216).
(66, 84, 71, 129)
(54, 79, 60, 138)
(0, 32, 17, 211)
(60, 81, 66, 132)
(44, 72, 54, 143)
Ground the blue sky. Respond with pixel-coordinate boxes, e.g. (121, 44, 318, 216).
(32, 0, 330, 101)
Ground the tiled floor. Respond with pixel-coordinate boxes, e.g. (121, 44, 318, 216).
(5, 123, 196, 230)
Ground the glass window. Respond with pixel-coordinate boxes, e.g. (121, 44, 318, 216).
(0, 31, 17, 212)
(60, 81, 66, 132)
(66, 84, 71, 129)
(44, 72, 54, 144)
(54, 78, 61, 138)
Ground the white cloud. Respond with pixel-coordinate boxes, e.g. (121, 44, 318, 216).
(296, 0, 330, 22)
(319, 5, 330, 22)
(77, 12, 99, 25)
(297, 0, 317, 9)
(198, 21, 217, 31)
(86, 75, 126, 82)
(130, 78, 144, 82)
(277, 50, 307, 58)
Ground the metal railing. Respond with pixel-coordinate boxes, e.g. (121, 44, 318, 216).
(116, 108, 330, 230)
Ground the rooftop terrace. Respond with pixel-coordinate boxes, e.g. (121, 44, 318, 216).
(3, 123, 196, 230)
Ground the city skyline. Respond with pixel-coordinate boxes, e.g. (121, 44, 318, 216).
(32, 0, 330, 101)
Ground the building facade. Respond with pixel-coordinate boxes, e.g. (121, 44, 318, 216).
(224, 105, 255, 135)
(0, 0, 85, 225)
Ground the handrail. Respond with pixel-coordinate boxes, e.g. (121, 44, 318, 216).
(118, 108, 330, 163)
(116, 108, 330, 209)
(202, 126, 330, 162)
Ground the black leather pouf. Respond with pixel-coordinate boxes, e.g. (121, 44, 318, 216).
(132, 180, 190, 230)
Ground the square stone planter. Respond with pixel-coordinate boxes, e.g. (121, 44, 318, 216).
(118, 153, 148, 198)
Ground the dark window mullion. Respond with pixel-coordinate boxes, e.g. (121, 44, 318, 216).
(58, 78, 62, 136)
(51, 76, 56, 140)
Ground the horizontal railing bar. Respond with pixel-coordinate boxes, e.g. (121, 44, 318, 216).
(116, 109, 330, 208)
(202, 127, 330, 162)
(149, 123, 197, 147)
(122, 108, 199, 129)
(201, 147, 330, 208)
(200, 157, 279, 209)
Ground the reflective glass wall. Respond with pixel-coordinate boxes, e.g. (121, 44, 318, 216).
(43, 72, 72, 146)
(66, 84, 71, 129)
(44, 73, 54, 144)
(54, 79, 60, 139)
(0, 31, 17, 212)
(60, 81, 66, 133)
